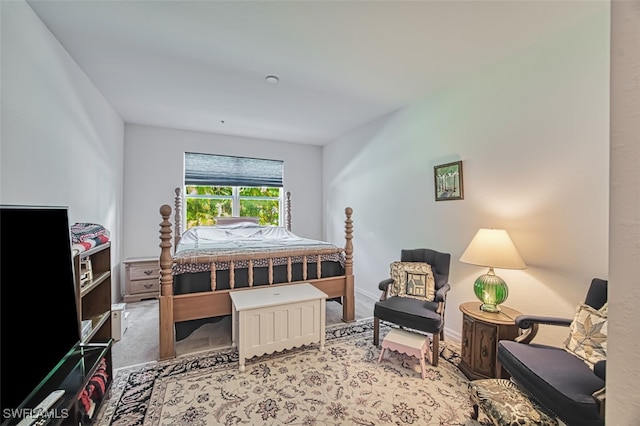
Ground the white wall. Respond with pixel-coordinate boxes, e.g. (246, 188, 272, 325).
(122, 124, 324, 259)
(0, 1, 124, 301)
(608, 0, 640, 422)
(324, 3, 610, 346)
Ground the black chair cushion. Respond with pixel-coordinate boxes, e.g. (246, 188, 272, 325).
(374, 296, 442, 334)
(498, 340, 604, 426)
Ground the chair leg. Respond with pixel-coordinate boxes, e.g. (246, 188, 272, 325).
(373, 317, 380, 346)
(440, 329, 445, 342)
(431, 333, 439, 366)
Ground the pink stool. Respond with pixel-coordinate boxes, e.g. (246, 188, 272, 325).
(377, 328, 431, 379)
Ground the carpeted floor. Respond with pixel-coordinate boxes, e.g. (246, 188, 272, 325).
(96, 319, 490, 426)
(112, 294, 377, 369)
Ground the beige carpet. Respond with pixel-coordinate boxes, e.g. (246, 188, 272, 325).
(112, 295, 377, 369)
(97, 319, 489, 426)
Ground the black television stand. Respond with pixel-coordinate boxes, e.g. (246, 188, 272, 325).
(2, 340, 113, 426)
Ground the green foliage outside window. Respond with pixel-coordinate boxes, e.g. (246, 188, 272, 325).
(185, 185, 280, 228)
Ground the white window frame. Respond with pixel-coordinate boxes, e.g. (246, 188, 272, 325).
(184, 185, 283, 228)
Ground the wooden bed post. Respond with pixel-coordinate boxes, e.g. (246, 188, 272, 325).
(343, 207, 355, 322)
(159, 204, 176, 360)
(174, 187, 183, 248)
(285, 191, 292, 231)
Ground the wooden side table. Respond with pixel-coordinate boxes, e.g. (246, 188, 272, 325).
(458, 302, 522, 380)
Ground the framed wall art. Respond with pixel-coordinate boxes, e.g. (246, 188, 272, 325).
(434, 161, 464, 201)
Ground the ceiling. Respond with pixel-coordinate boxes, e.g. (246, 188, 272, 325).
(26, 1, 603, 146)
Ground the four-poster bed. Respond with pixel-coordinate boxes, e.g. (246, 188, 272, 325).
(158, 188, 355, 360)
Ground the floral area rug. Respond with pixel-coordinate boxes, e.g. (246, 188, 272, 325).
(96, 319, 486, 425)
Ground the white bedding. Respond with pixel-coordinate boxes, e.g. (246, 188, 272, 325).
(174, 224, 340, 258)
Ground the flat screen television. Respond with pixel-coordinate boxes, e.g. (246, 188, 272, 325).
(0, 205, 81, 421)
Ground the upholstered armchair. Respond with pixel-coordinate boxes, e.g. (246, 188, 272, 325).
(497, 278, 607, 426)
(373, 248, 451, 366)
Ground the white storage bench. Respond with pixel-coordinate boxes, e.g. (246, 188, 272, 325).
(229, 283, 328, 372)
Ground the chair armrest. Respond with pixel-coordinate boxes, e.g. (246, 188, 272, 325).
(378, 278, 394, 292)
(434, 282, 450, 303)
(515, 315, 572, 329)
(513, 315, 572, 343)
(378, 278, 394, 301)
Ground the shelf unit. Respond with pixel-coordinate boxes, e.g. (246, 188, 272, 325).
(75, 243, 112, 344)
(67, 242, 113, 424)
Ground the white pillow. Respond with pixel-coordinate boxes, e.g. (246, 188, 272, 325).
(178, 226, 229, 244)
(564, 302, 607, 366)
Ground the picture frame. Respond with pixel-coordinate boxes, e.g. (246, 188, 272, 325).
(434, 161, 464, 201)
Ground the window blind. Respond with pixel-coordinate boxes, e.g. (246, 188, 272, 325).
(184, 152, 284, 187)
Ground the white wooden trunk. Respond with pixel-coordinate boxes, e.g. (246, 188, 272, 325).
(230, 283, 327, 372)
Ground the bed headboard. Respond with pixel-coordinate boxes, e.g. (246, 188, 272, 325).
(214, 217, 259, 226)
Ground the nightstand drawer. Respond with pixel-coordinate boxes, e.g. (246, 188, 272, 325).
(129, 278, 159, 294)
(129, 264, 159, 281)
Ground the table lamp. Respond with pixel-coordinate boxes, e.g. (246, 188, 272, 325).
(460, 228, 526, 312)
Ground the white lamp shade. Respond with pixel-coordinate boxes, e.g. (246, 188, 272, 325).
(460, 228, 526, 270)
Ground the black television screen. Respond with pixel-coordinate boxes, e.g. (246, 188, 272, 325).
(0, 205, 81, 420)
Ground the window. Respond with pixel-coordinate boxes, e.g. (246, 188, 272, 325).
(184, 153, 284, 228)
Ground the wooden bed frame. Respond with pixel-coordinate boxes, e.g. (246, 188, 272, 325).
(158, 188, 355, 360)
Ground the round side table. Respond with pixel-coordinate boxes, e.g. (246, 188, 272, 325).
(458, 302, 522, 380)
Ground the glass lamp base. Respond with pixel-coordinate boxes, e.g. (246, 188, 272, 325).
(473, 269, 508, 313)
(479, 303, 501, 313)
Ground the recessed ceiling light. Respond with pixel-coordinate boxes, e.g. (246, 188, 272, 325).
(265, 75, 279, 84)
